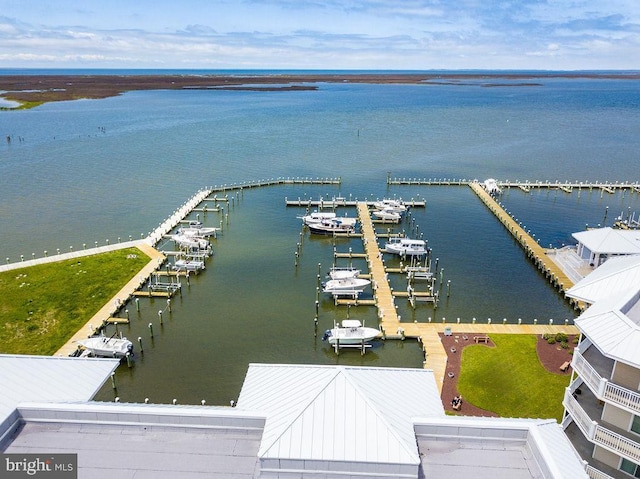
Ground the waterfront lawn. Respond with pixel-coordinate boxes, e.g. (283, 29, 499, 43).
(0, 248, 149, 356)
(457, 334, 570, 421)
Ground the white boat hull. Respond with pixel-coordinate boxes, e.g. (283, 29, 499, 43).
(327, 267, 361, 280)
(322, 277, 370, 293)
(322, 320, 380, 345)
(77, 336, 133, 358)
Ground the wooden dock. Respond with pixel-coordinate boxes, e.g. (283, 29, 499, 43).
(356, 202, 399, 323)
(286, 198, 426, 208)
(54, 242, 166, 357)
(469, 181, 575, 293)
(386, 176, 640, 194)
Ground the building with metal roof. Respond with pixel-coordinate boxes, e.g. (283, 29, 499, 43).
(563, 254, 640, 478)
(1, 357, 588, 478)
(572, 227, 640, 267)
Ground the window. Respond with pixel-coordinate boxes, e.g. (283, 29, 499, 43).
(621, 458, 640, 477)
(632, 415, 640, 435)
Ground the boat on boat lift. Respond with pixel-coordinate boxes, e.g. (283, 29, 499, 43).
(308, 217, 357, 235)
(322, 319, 381, 346)
(384, 237, 427, 257)
(373, 198, 407, 213)
(178, 221, 220, 238)
(77, 334, 133, 358)
(322, 276, 370, 295)
(327, 266, 361, 280)
(372, 207, 402, 222)
(171, 234, 211, 250)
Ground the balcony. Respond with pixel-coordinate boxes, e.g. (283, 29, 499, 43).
(572, 349, 640, 415)
(564, 388, 640, 464)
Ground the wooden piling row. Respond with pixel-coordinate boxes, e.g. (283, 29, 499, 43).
(469, 182, 574, 294)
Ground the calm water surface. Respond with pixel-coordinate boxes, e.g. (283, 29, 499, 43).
(1, 75, 639, 404)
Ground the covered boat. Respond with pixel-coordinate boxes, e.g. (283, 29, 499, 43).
(77, 335, 133, 358)
(384, 237, 427, 256)
(322, 320, 381, 345)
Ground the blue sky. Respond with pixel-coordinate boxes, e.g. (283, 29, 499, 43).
(1, 0, 639, 70)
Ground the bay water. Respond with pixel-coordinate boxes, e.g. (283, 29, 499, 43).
(1, 73, 639, 404)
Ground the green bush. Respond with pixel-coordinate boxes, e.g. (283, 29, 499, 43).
(555, 332, 568, 343)
(547, 337, 556, 344)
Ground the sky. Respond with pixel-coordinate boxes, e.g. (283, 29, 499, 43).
(1, 0, 639, 70)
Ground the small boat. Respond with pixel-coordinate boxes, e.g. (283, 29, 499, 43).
(373, 199, 407, 213)
(327, 266, 361, 280)
(372, 207, 402, 222)
(384, 237, 427, 256)
(299, 211, 336, 226)
(308, 217, 357, 235)
(322, 319, 381, 345)
(173, 258, 205, 272)
(171, 234, 210, 250)
(322, 276, 370, 294)
(483, 178, 502, 196)
(77, 335, 133, 358)
(178, 221, 220, 238)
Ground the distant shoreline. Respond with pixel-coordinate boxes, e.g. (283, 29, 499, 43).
(1, 72, 639, 107)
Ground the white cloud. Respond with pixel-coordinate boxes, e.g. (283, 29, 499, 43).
(0, 0, 638, 69)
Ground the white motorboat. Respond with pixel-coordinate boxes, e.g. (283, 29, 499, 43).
(384, 237, 427, 256)
(322, 320, 381, 345)
(308, 217, 357, 235)
(373, 198, 407, 213)
(299, 211, 336, 226)
(327, 266, 361, 280)
(322, 276, 370, 294)
(372, 207, 402, 222)
(483, 178, 502, 196)
(77, 335, 133, 358)
(178, 221, 220, 238)
(173, 258, 205, 272)
(171, 234, 210, 250)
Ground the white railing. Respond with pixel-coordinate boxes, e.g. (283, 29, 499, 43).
(564, 389, 596, 437)
(594, 426, 640, 463)
(572, 350, 640, 415)
(565, 390, 640, 464)
(586, 465, 617, 479)
(572, 350, 605, 395)
(604, 382, 640, 413)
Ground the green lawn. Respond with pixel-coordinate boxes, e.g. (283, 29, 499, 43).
(0, 248, 150, 356)
(457, 334, 571, 421)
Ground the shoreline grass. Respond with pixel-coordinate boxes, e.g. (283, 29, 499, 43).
(0, 247, 150, 356)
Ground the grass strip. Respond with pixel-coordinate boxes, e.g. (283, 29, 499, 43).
(0, 248, 149, 356)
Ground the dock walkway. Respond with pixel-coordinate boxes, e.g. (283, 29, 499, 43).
(54, 242, 166, 357)
(356, 202, 398, 323)
(469, 182, 574, 293)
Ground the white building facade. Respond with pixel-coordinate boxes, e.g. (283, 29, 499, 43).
(564, 255, 640, 478)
